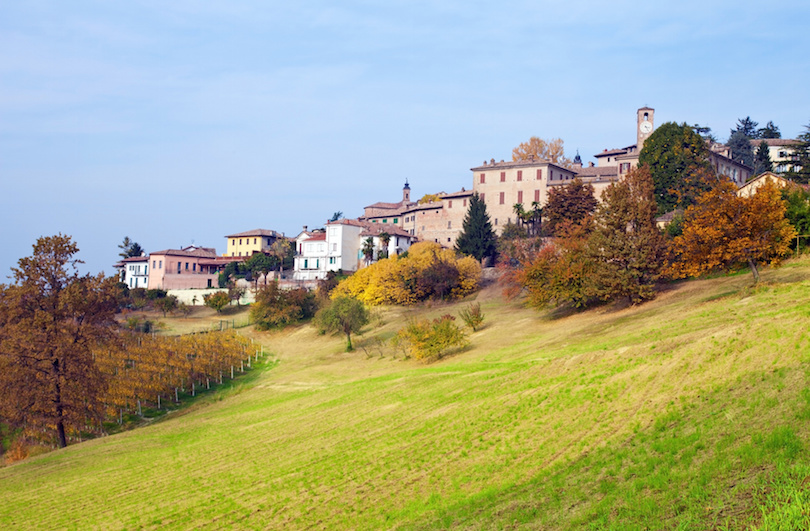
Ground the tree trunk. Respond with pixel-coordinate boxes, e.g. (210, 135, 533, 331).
(747, 258, 760, 283)
(345, 332, 353, 352)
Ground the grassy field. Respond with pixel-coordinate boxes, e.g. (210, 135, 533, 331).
(2, 259, 810, 529)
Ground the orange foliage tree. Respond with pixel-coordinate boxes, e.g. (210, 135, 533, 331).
(668, 180, 796, 282)
(512, 137, 571, 168)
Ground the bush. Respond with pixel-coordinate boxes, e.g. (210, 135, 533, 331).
(458, 302, 485, 331)
(250, 282, 317, 330)
(393, 314, 468, 361)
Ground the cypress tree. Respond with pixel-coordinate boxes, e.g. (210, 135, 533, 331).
(753, 141, 773, 176)
(455, 193, 496, 262)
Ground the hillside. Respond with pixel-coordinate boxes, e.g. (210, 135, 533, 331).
(2, 259, 810, 529)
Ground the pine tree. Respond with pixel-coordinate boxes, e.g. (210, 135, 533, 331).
(754, 140, 773, 175)
(455, 193, 496, 262)
(728, 129, 755, 168)
(786, 122, 810, 184)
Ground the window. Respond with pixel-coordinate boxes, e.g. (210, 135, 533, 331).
(480, 173, 486, 183)
(193, 264, 196, 272)
(232, 239, 235, 246)
(499, 192, 505, 205)
(448, 200, 453, 208)
(329, 257, 335, 264)
(267, 238, 272, 245)
(536, 169, 542, 180)
(480, 193, 485, 202)
(517, 190, 523, 203)
(534, 189, 540, 202)
(159, 260, 162, 269)
(494, 218, 498, 225)
(550, 170, 553, 180)
(463, 199, 467, 207)
(447, 221, 452, 229)
(332, 243, 337, 251)
(500, 171, 506, 182)
(239, 239, 242, 245)
(382, 219, 387, 223)
(517, 170, 523, 181)
(185, 262, 189, 270)
(176, 262, 181, 273)
(153, 260, 156, 268)
(304, 259, 308, 269)
(394, 218, 398, 224)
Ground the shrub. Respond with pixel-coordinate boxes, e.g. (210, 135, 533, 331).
(393, 314, 468, 361)
(458, 302, 485, 331)
(250, 282, 317, 330)
(203, 291, 230, 313)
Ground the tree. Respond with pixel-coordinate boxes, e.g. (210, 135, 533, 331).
(227, 281, 246, 307)
(455, 193, 497, 263)
(0, 235, 118, 448)
(786, 122, 810, 185)
(418, 193, 442, 204)
(728, 129, 754, 168)
(244, 253, 276, 286)
(638, 122, 714, 215)
(154, 294, 178, 317)
(733, 116, 759, 139)
(783, 186, 810, 247)
(251, 282, 317, 330)
(758, 121, 781, 139)
(754, 141, 773, 175)
(378, 232, 391, 259)
(544, 178, 598, 236)
(669, 180, 796, 282)
(362, 237, 375, 265)
(314, 296, 370, 352)
(512, 137, 571, 167)
(203, 291, 230, 313)
(587, 166, 667, 304)
(269, 239, 293, 277)
(330, 211, 344, 222)
(393, 315, 467, 360)
(118, 236, 143, 259)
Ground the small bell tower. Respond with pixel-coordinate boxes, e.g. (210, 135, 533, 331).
(403, 180, 411, 203)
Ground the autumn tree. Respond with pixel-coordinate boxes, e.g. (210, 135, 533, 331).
(250, 281, 317, 330)
(204, 291, 230, 313)
(455, 193, 497, 262)
(154, 294, 179, 317)
(669, 180, 796, 282)
(512, 137, 571, 168)
(314, 296, 369, 351)
(587, 166, 667, 304)
(638, 122, 714, 214)
(0, 235, 119, 448)
(544, 178, 598, 236)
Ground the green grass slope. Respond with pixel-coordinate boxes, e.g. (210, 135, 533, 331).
(2, 259, 810, 529)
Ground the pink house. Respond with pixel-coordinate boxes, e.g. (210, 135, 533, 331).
(147, 246, 223, 290)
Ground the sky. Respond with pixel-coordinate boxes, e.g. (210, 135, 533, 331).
(2, 0, 809, 277)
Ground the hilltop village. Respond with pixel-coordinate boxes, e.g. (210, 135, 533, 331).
(115, 107, 798, 291)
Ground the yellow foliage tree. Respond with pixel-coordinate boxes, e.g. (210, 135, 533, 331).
(668, 180, 796, 282)
(331, 242, 481, 305)
(512, 137, 571, 168)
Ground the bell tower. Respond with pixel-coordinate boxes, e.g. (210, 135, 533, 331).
(403, 180, 411, 203)
(637, 107, 654, 149)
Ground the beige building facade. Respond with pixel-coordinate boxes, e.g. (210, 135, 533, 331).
(225, 228, 284, 257)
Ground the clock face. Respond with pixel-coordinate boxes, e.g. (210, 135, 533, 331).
(640, 121, 653, 134)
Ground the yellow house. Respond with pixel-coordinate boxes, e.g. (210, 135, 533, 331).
(224, 229, 283, 257)
(736, 171, 790, 198)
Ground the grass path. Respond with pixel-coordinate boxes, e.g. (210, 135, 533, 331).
(2, 260, 810, 529)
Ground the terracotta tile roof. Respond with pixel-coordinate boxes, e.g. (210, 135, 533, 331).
(149, 247, 218, 258)
(595, 148, 629, 157)
(573, 165, 618, 178)
(225, 228, 283, 238)
(749, 138, 800, 147)
(470, 158, 572, 172)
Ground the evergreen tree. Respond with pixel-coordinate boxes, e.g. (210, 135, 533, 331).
(733, 117, 759, 139)
(455, 193, 496, 262)
(728, 129, 754, 168)
(786, 122, 810, 184)
(758, 121, 781, 139)
(638, 122, 714, 215)
(587, 167, 667, 304)
(754, 141, 773, 175)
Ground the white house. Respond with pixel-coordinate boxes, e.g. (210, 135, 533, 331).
(114, 255, 150, 289)
(293, 219, 417, 281)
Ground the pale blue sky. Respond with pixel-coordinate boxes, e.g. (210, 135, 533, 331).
(2, 1, 809, 276)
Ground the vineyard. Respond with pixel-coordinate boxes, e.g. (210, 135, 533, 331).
(94, 331, 258, 425)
